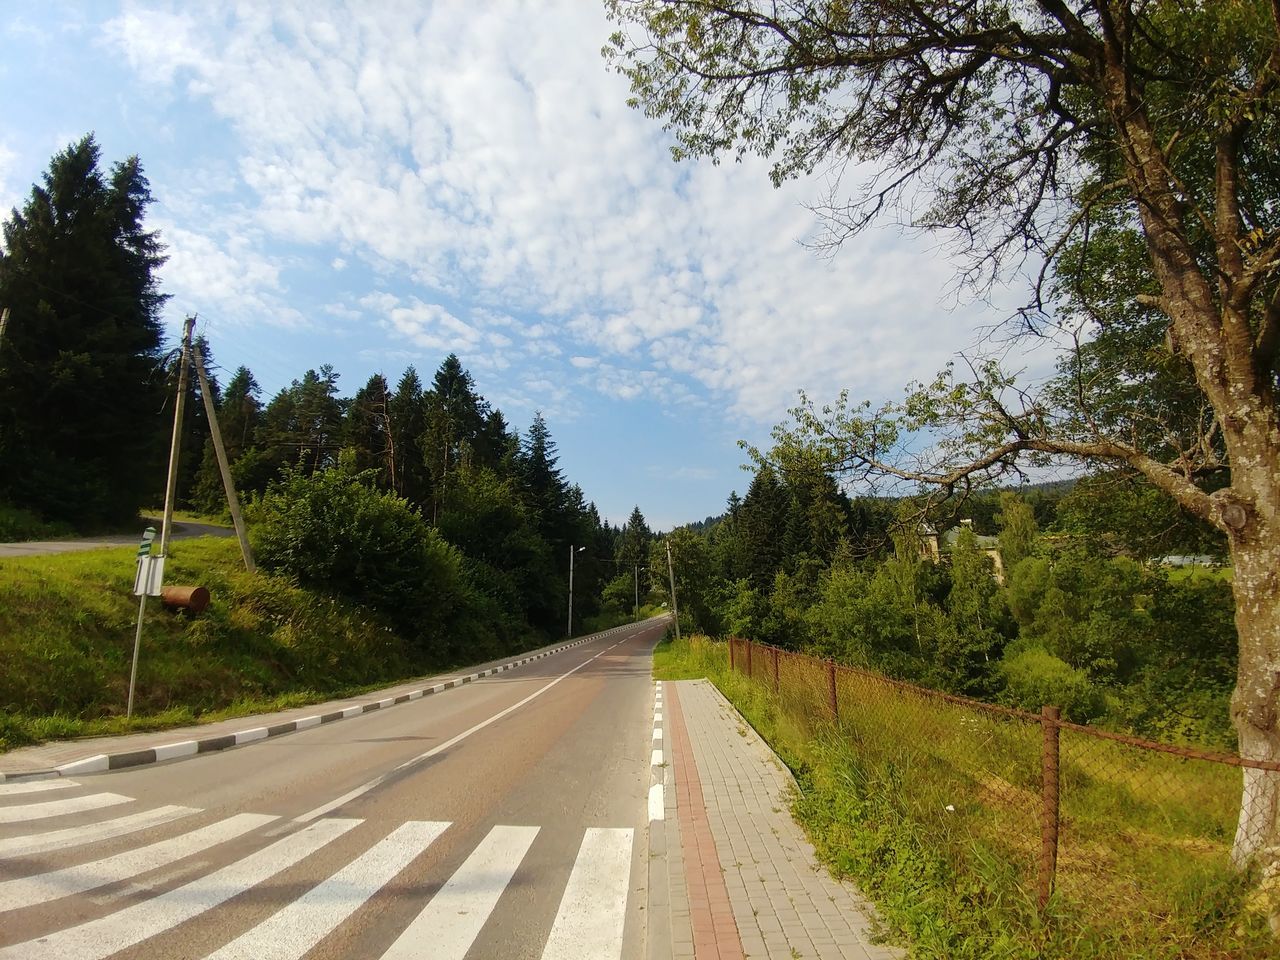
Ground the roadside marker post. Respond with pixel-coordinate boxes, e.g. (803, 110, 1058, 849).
(127, 527, 161, 719)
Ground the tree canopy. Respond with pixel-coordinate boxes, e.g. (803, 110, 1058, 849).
(0, 134, 167, 524)
(608, 0, 1280, 873)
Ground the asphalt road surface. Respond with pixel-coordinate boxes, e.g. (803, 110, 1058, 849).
(0, 619, 667, 960)
(0, 518, 233, 558)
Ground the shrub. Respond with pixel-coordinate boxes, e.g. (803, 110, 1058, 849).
(999, 643, 1107, 722)
(250, 465, 465, 660)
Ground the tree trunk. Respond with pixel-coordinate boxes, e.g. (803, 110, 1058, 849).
(1231, 529, 1280, 861)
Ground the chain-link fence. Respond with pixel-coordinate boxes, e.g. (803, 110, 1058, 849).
(725, 636, 1278, 944)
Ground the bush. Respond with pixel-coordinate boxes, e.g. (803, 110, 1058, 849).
(999, 644, 1107, 722)
(250, 465, 465, 660)
(0, 500, 74, 541)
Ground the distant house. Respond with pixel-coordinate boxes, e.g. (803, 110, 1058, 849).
(920, 519, 1005, 584)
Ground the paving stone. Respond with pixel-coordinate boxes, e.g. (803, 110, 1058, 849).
(667, 680, 903, 960)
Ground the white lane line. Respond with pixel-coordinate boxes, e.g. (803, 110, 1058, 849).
(0, 779, 77, 797)
(206, 820, 449, 960)
(648, 783, 664, 822)
(381, 824, 539, 960)
(296, 638, 629, 822)
(0, 805, 198, 859)
(541, 827, 634, 960)
(0, 818, 360, 960)
(651, 749, 663, 767)
(0, 813, 278, 911)
(0, 792, 132, 824)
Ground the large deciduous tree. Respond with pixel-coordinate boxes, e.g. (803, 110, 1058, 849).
(606, 1, 1280, 877)
(0, 135, 167, 525)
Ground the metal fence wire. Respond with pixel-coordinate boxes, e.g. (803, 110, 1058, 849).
(725, 637, 1278, 924)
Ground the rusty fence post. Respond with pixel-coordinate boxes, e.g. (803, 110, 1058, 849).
(729, 638, 735, 673)
(1038, 705, 1061, 910)
(827, 660, 838, 721)
(746, 640, 753, 679)
(772, 646, 780, 695)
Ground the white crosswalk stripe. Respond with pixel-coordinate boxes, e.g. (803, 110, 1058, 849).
(0, 804, 198, 859)
(0, 818, 360, 960)
(0, 792, 132, 824)
(0, 779, 78, 797)
(206, 820, 450, 960)
(381, 824, 540, 960)
(0, 813, 278, 911)
(541, 827, 635, 960)
(1, 813, 638, 960)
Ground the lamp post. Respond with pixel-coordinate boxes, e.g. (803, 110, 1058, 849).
(568, 545, 586, 638)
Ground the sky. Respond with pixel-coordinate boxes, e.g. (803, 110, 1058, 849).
(1, 1, 1038, 530)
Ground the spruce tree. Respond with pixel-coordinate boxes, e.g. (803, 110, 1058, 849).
(0, 135, 167, 525)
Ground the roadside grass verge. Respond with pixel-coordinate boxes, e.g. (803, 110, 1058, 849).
(1, 537, 433, 751)
(582, 603, 666, 635)
(653, 635, 1271, 959)
(0, 501, 75, 542)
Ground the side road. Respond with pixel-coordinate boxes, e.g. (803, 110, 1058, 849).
(0, 518, 232, 558)
(0, 618, 663, 781)
(659, 679, 900, 960)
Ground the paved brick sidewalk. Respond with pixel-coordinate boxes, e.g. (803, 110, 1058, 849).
(667, 679, 900, 960)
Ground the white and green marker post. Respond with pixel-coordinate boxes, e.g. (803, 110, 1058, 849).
(127, 526, 162, 718)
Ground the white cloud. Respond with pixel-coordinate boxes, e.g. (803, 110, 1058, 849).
(105, 0, 1021, 427)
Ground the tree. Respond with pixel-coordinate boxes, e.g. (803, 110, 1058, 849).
(345, 373, 396, 489)
(995, 493, 1039, 571)
(0, 135, 166, 525)
(608, 1, 1280, 874)
(735, 465, 789, 589)
(424, 355, 490, 507)
(520, 411, 569, 539)
(617, 505, 653, 573)
(389, 366, 428, 506)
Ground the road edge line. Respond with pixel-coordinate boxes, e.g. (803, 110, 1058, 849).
(0, 621, 663, 784)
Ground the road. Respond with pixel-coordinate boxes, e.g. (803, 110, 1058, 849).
(0, 619, 667, 960)
(0, 518, 233, 558)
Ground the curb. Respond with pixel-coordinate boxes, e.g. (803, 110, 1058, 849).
(646, 678, 676, 960)
(0, 623, 649, 783)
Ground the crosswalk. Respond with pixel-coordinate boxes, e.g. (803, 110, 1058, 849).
(0, 781, 638, 960)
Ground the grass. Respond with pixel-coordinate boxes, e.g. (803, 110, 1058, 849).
(582, 603, 666, 635)
(0, 502, 75, 542)
(0, 537, 447, 752)
(654, 634, 1275, 959)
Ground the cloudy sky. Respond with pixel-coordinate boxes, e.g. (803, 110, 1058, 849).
(1, 1, 1031, 529)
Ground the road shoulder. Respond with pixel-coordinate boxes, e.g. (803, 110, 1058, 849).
(0, 625, 647, 781)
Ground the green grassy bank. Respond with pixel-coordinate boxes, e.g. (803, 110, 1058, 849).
(653, 635, 1273, 959)
(0, 537, 520, 752)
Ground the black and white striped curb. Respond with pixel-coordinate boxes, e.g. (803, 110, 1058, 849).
(646, 679, 672, 960)
(0, 620, 661, 783)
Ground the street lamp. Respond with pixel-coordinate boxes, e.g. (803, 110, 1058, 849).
(568, 545, 586, 638)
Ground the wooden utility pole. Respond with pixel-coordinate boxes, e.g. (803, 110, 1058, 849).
(191, 338, 255, 573)
(665, 539, 681, 642)
(159, 316, 195, 557)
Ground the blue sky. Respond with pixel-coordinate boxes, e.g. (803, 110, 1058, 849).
(1, 2, 1033, 529)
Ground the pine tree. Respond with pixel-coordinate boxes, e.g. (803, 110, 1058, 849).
(0, 135, 167, 525)
(345, 373, 395, 488)
(520, 412, 568, 536)
(389, 366, 428, 506)
(736, 466, 789, 589)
